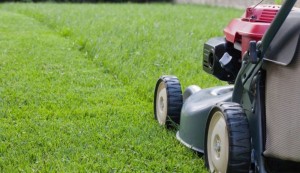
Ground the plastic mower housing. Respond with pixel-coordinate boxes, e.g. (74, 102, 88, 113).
(203, 5, 280, 83)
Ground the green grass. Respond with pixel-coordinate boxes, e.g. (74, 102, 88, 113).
(0, 3, 241, 172)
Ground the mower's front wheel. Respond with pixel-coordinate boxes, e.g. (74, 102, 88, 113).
(154, 76, 183, 128)
(205, 102, 251, 173)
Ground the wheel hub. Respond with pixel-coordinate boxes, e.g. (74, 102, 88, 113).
(214, 135, 221, 157)
(159, 96, 164, 112)
(156, 82, 168, 125)
(207, 111, 229, 173)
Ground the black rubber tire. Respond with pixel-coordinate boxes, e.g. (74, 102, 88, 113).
(205, 102, 251, 173)
(154, 75, 183, 128)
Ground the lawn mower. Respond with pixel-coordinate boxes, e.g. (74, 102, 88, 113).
(153, 0, 300, 172)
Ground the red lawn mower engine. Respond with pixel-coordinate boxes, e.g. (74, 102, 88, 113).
(203, 5, 280, 83)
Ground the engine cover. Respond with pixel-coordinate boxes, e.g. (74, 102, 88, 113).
(224, 5, 280, 56)
(203, 4, 280, 82)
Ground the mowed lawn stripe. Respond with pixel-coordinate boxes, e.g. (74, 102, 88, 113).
(0, 10, 120, 171)
(0, 6, 208, 172)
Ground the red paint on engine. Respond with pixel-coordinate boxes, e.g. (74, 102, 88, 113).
(224, 5, 280, 56)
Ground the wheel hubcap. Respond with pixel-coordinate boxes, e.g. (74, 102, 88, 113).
(159, 97, 164, 112)
(207, 111, 229, 173)
(214, 135, 221, 157)
(156, 82, 167, 125)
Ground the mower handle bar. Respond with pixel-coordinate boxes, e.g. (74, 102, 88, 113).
(261, 0, 297, 56)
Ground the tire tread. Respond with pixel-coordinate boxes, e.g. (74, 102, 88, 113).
(154, 75, 183, 128)
(206, 102, 251, 173)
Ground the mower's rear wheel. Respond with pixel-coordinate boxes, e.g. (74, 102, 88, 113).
(205, 102, 251, 173)
(154, 76, 183, 128)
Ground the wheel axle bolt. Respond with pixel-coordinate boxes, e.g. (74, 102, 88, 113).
(214, 140, 221, 153)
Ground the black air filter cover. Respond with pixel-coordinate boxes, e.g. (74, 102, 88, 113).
(203, 37, 235, 82)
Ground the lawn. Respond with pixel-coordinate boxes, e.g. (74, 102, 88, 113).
(0, 3, 241, 172)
